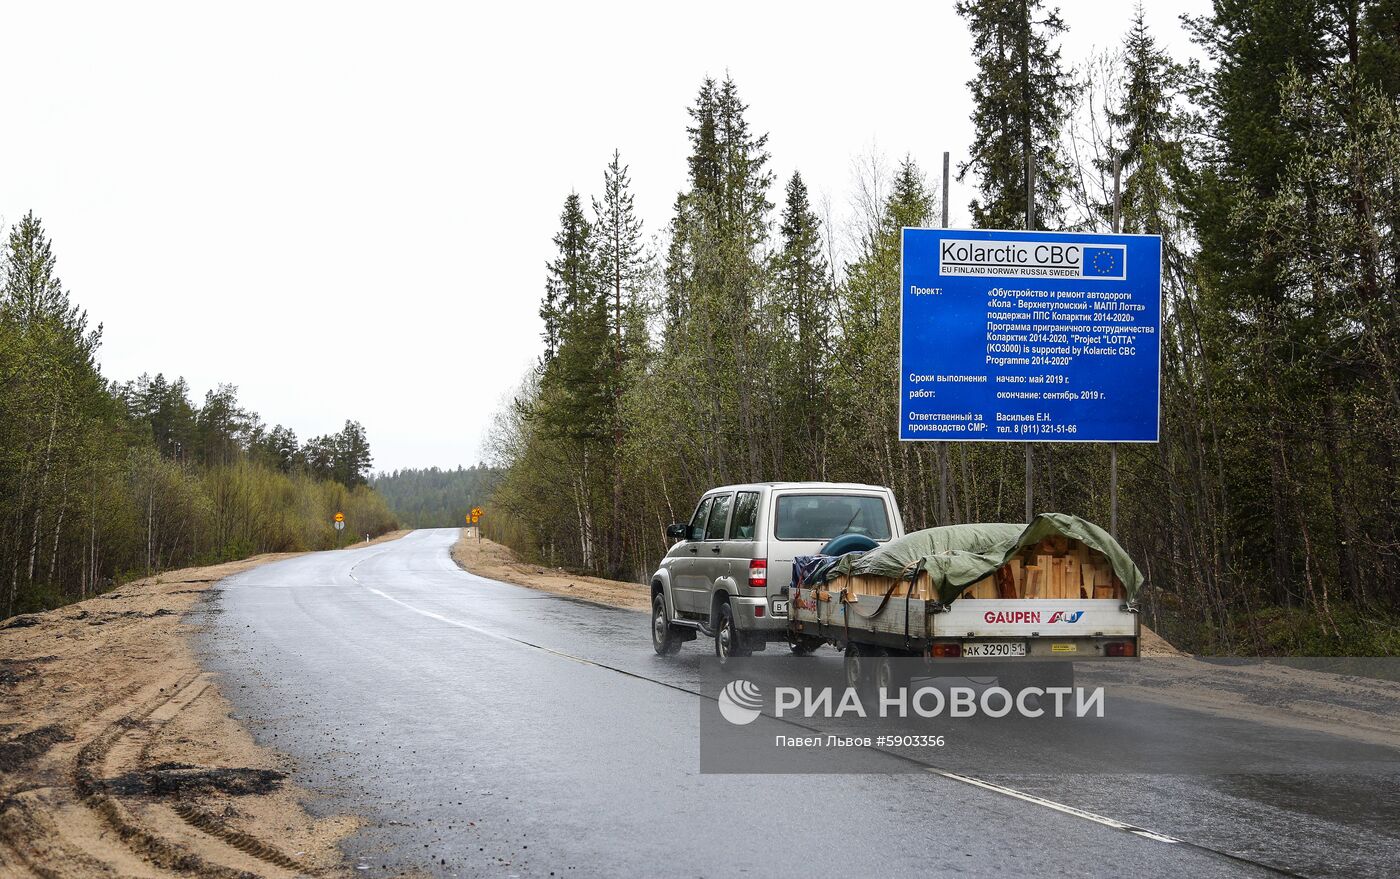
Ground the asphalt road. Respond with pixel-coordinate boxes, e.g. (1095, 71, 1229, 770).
(199, 529, 1399, 878)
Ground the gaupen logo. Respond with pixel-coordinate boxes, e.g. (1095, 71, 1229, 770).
(982, 609, 1085, 624)
(718, 680, 763, 725)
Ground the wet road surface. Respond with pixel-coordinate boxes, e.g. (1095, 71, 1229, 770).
(199, 529, 1399, 877)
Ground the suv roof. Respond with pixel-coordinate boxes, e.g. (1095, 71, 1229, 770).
(702, 481, 890, 493)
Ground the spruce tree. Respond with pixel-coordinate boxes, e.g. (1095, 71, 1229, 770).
(956, 0, 1072, 229)
(771, 171, 833, 476)
(592, 150, 646, 365)
(666, 75, 775, 478)
(540, 193, 608, 444)
(1112, 5, 1188, 236)
(591, 150, 647, 576)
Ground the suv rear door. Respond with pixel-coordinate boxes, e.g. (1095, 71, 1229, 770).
(719, 488, 762, 599)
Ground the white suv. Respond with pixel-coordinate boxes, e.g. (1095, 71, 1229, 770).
(650, 482, 903, 661)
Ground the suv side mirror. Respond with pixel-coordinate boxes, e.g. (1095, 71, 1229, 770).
(666, 523, 689, 542)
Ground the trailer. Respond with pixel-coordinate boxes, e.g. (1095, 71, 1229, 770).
(785, 513, 1142, 690)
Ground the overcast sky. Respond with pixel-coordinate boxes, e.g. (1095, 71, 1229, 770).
(0, 0, 1209, 472)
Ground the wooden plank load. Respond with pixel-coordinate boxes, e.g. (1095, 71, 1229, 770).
(958, 535, 1126, 601)
(832, 569, 936, 601)
(820, 532, 1127, 605)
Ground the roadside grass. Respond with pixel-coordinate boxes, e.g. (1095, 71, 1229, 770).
(1160, 604, 1400, 657)
(1242, 605, 1400, 656)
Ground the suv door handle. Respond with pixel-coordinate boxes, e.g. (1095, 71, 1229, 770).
(688, 546, 697, 554)
(710, 545, 721, 553)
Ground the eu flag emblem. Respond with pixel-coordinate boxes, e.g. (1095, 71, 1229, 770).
(1083, 246, 1123, 277)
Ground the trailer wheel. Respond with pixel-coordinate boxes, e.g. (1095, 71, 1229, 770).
(714, 601, 751, 664)
(651, 593, 685, 656)
(844, 642, 885, 696)
(873, 651, 900, 695)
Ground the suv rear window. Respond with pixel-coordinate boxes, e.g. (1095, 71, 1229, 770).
(774, 494, 892, 541)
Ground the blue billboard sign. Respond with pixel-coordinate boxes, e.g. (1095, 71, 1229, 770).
(900, 228, 1161, 443)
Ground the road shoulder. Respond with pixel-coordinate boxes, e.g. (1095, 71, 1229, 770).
(450, 532, 649, 611)
(0, 531, 408, 878)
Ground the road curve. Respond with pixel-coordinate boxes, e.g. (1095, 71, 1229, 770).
(199, 529, 1396, 878)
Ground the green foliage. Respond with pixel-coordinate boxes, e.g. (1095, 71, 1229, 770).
(955, 0, 1073, 229)
(0, 214, 397, 617)
(370, 465, 501, 528)
(491, 29, 1400, 657)
(1234, 606, 1400, 657)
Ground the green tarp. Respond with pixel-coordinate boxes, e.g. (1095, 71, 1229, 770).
(821, 513, 1143, 605)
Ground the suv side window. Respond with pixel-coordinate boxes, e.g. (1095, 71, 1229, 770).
(705, 493, 733, 541)
(688, 497, 713, 541)
(728, 491, 759, 540)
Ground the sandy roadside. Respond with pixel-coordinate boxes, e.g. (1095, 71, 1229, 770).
(451, 533, 651, 611)
(452, 533, 1400, 751)
(0, 531, 409, 879)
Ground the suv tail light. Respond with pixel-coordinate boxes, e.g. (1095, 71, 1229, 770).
(931, 642, 962, 658)
(748, 559, 767, 590)
(1105, 641, 1136, 657)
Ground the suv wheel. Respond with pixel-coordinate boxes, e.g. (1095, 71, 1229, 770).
(651, 593, 684, 656)
(714, 601, 751, 664)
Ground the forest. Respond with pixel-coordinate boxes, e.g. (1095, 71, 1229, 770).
(0, 212, 397, 617)
(371, 465, 500, 528)
(485, 1, 1400, 655)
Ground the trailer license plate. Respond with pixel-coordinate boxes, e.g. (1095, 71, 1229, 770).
(963, 641, 1025, 658)
(771, 599, 788, 616)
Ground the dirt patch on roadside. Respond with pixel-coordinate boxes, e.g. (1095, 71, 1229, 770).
(451, 534, 650, 611)
(1092, 657, 1400, 750)
(0, 531, 407, 878)
(1137, 624, 1182, 658)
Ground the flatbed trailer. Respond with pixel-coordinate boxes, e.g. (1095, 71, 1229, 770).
(784, 514, 1142, 686)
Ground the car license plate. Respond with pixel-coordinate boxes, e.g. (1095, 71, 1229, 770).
(962, 641, 1025, 658)
(771, 599, 788, 616)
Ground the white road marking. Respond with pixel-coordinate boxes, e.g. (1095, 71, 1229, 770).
(928, 769, 1180, 842)
(353, 560, 1190, 851)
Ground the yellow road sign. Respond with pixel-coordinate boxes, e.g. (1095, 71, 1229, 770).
(334, 512, 344, 522)
(471, 507, 483, 517)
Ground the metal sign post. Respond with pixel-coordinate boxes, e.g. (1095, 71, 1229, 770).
(938, 151, 952, 527)
(1022, 0, 1036, 524)
(333, 511, 345, 547)
(1110, 155, 1123, 539)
